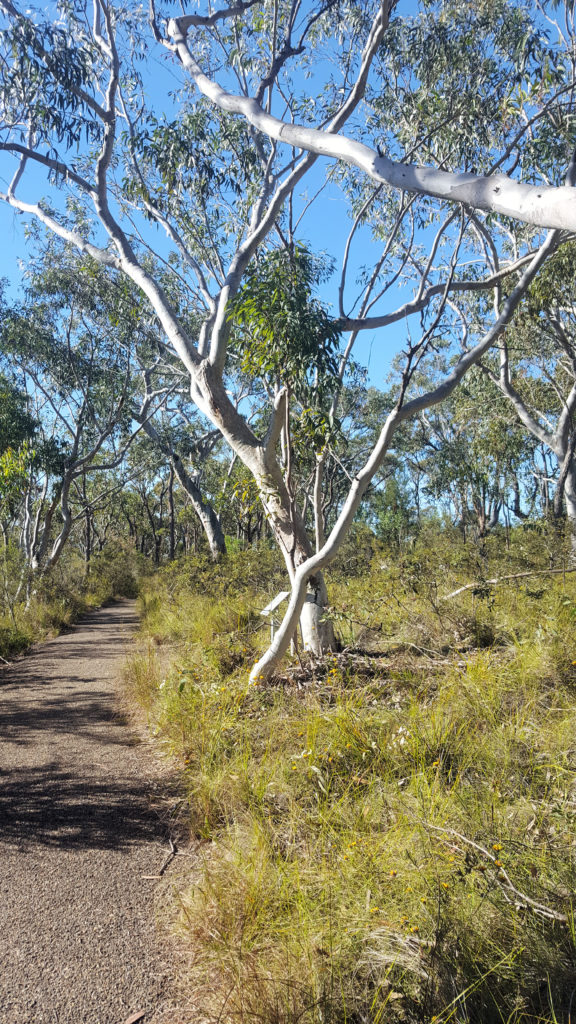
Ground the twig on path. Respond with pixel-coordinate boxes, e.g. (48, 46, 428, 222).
(158, 836, 177, 874)
(141, 837, 177, 880)
(122, 1012, 146, 1024)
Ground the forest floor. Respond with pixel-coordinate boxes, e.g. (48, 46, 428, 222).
(0, 600, 193, 1024)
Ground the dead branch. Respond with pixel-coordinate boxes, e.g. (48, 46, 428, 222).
(443, 567, 576, 601)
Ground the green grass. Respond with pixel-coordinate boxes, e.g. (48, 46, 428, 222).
(127, 534, 576, 1024)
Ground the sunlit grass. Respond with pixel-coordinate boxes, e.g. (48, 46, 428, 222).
(129, 534, 576, 1023)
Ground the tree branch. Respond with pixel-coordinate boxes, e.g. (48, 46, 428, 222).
(168, 8, 576, 232)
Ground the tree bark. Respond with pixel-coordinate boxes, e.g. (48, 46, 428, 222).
(172, 455, 226, 561)
(168, 462, 176, 561)
(255, 457, 334, 654)
(562, 463, 576, 559)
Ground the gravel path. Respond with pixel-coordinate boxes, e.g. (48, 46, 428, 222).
(0, 600, 191, 1024)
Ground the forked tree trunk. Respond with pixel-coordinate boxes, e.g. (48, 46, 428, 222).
(299, 578, 333, 653)
(253, 460, 335, 656)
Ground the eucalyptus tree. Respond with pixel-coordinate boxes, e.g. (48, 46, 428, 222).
(0, 371, 37, 548)
(473, 242, 576, 551)
(0, 375, 37, 614)
(404, 368, 539, 538)
(27, 237, 229, 558)
(0, 267, 141, 577)
(135, 366, 227, 559)
(0, 0, 575, 676)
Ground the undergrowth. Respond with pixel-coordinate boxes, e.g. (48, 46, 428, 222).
(127, 529, 576, 1024)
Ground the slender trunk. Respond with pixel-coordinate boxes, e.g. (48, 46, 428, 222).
(83, 472, 91, 574)
(85, 509, 91, 571)
(313, 454, 326, 553)
(168, 463, 176, 561)
(554, 432, 576, 519)
(1, 524, 16, 624)
(136, 414, 226, 560)
(172, 455, 226, 560)
(27, 477, 74, 595)
(511, 476, 528, 520)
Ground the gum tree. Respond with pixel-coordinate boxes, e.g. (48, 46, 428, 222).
(0, 263, 140, 578)
(26, 237, 229, 559)
(477, 243, 576, 549)
(0, 0, 575, 676)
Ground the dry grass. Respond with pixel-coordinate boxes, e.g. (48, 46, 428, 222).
(128, 531, 576, 1024)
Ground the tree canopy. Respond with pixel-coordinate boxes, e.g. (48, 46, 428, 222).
(1, 0, 575, 676)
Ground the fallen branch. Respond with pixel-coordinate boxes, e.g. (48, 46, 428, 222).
(443, 567, 576, 601)
(423, 822, 567, 923)
(158, 837, 177, 875)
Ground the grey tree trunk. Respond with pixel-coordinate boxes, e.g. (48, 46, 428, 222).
(171, 455, 226, 561)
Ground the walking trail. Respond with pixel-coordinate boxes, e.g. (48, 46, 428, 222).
(0, 600, 192, 1024)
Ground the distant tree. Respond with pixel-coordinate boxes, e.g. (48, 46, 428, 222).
(0, 266, 136, 577)
(478, 243, 576, 552)
(411, 370, 537, 539)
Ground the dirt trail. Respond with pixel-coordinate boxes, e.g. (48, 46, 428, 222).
(0, 600, 190, 1024)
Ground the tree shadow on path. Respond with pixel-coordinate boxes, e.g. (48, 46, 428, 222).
(0, 762, 164, 852)
(0, 601, 173, 854)
(1, 686, 131, 745)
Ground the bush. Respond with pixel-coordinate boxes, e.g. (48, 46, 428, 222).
(0, 543, 144, 659)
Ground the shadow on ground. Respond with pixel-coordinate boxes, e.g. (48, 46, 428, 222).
(0, 602, 171, 853)
(0, 762, 165, 851)
(0, 688, 130, 746)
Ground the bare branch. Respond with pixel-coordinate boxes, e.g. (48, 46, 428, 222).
(336, 251, 540, 334)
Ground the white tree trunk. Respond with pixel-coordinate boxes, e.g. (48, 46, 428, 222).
(258, 468, 335, 654)
(564, 465, 576, 559)
(299, 579, 333, 654)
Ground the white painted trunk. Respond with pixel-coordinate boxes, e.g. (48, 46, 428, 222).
(564, 467, 576, 559)
(299, 584, 334, 655)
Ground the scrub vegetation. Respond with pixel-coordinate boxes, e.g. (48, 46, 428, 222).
(127, 524, 576, 1024)
(0, 544, 139, 659)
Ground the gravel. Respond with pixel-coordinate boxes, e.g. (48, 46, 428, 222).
(0, 600, 192, 1024)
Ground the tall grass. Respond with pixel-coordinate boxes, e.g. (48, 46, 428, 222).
(128, 532, 576, 1024)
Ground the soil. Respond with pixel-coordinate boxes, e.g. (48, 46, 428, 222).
(0, 600, 193, 1024)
